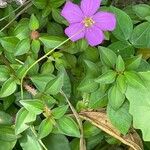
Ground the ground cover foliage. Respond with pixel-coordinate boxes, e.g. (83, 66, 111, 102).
(0, 0, 150, 150)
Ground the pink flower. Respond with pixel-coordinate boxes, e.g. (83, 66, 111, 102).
(61, 0, 116, 46)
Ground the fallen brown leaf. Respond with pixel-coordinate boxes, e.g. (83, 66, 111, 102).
(79, 111, 143, 150)
(137, 48, 150, 60)
(127, 130, 143, 150)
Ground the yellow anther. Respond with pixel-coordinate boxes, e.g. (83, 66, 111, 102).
(83, 17, 95, 27)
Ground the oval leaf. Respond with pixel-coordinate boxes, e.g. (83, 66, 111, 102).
(38, 118, 53, 139)
(57, 116, 80, 137)
(45, 73, 64, 95)
(108, 84, 125, 110)
(15, 38, 30, 56)
(0, 78, 17, 98)
(20, 99, 44, 115)
(39, 35, 66, 49)
(116, 55, 125, 73)
(130, 22, 150, 48)
(110, 6, 133, 41)
(52, 105, 68, 119)
(95, 70, 117, 84)
(29, 14, 39, 30)
(15, 108, 36, 135)
(99, 46, 117, 68)
(107, 102, 132, 135)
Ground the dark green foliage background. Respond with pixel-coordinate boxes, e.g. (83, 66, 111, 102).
(0, 0, 150, 150)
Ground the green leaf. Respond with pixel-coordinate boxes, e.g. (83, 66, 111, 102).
(47, 22, 64, 36)
(81, 47, 99, 62)
(0, 36, 19, 52)
(31, 74, 55, 92)
(70, 139, 80, 150)
(20, 99, 44, 115)
(41, 61, 54, 74)
(29, 14, 39, 31)
(0, 125, 17, 142)
(0, 140, 16, 150)
(110, 6, 133, 41)
(4, 5, 15, 21)
(107, 102, 132, 135)
(125, 71, 150, 141)
(15, 38, 30, 56)
(76, 39, 88, 51)
(138, 59, 150, 72)
(116, 55, 125, 72)
(116, 75, 127, 94)
(62, 70, 71, 98)
(0, 111, 13, 125)
(42, 2, 52, 18)
(19, 129, 42, 150)
(145, 16, 150, 22)
(108, 41, 135, 58)
(0, 126, 17, 150)
(14, 19, 30, 40)
(126, 55, 142, 70)
(52, 105, 68, 119)
(0, 78, 17, 98)
(130, 22, 150, 48)
(39, 35, 66, 49)
(16, 64, 28, 78)
(45, 73, 64, 95)
(108, 84, 125, 110)
(95, 70, 117, 84)
(86, 134, 104, 150)
(83, 121, 101, 138)
(38, 118, 53, 139)
(124, 71, 145, 88)
(31, 40, 40, 53)
(76, 101, 87, 112)
(41, 95, 56, 108)
(15, 108, 36, 135)
(78, 77, 99, 93)
(99, 46, 117, 68)
(26, 56, 39, 75)
(0, 65, 9, 82)
(3, 95, 15, 111)
(51, 0, 65, 8)
(57, 116, 80, 137)
(43, 134, 71, 150)
(132, 4, 150, 19)
(89, 87, 108, 109)
(32, 0, 46, 9)
(52, 8, 68, 25)
(105, 135, 122, 145)
(84, 60, 100, 77)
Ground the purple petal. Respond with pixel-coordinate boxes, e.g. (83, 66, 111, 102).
(81, 0, 101, 16)
(65, 23, 85, 41)
(93, 12, 116, 31)
(61, 1, 84, 24)
(85, 26, 104, 46)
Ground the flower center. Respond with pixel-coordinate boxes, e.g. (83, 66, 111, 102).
(83, 17, 95, 27)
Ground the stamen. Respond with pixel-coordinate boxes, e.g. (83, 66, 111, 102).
(83, 17, 95, 27)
